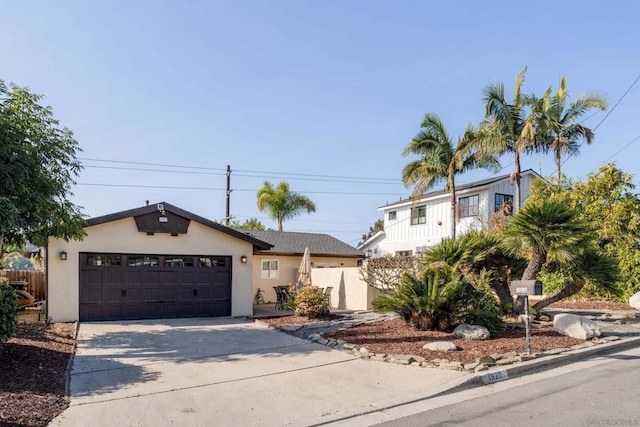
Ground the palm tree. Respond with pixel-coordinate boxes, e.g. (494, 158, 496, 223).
(481, 66, 549, 211)
(424, 230, 527, 307)
(256, 181, 316, 231)
(531, 247, 619, 312)
(541, 76, 608, 179)
(501, 199, 587, 281)
(401, 113, 500, 239)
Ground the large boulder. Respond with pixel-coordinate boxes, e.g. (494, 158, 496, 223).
(553, 313, 601, 340)
(453, 324, 490, 340)
(629, 292, 640, 310)
(423, 341, 458, 351)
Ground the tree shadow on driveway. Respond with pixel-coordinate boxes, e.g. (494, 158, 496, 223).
(69, 317, 345, 398)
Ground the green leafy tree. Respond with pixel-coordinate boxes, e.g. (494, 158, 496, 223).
(360, 219, 383, 245)
(0, 278, 18, 343)
(228, 217, 266, 230)
(402, 113, 500, 238)
(256, 181, 316, 231)
(0, 81, 86, 259)
(529, 164, 640, 299)
(480, 66, 549, 211)
(540, 76, 607, 179)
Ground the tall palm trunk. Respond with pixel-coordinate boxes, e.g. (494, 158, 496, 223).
(554, 132, 562, 180)
(450, 181, 457, 239)
(532, 281, 584, 312)
(521, 250, 547, 280)
(513, 151, 521, 212)
(277, 217, 283, 232)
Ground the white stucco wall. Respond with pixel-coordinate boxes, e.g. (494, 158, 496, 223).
(48, 218, 255, 322)
(310, 267, 380, 311)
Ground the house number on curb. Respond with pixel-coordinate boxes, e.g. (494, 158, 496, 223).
(481, 370, 509, 385)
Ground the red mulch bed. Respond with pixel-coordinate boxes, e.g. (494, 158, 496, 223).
(547, 300, 634, 311)
(0, 322, 76, 427)
(323, 318, 583, 363)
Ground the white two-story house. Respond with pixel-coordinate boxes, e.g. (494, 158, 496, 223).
(359, 170, 541, 257)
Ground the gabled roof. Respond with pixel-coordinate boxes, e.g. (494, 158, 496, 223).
(247, 230, 364, 257)
(357, 230, 385, 250)
(380, 169, 542, 209)
(85, 202, 273, 250)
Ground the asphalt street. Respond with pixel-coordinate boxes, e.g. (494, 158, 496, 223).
(373, 347, 640, 427)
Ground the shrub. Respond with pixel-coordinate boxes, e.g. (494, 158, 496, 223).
(372, 266, 503, 332)
(294, 286, 329, 318)
(0, 278, 19, 343)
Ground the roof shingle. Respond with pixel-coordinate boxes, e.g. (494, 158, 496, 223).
(247, 230, 363, 257)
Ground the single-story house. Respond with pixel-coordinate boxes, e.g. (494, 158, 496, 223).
(245, 230, 365, 304)
(47, 202, 272, 322)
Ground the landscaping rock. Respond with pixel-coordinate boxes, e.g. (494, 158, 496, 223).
(453, 324, 490, 340)
(629, 291, 640, 309)
(496, 357, 517, 366)
(474, 364, 489, 373)
(370, 354, 387, 362)
(389, 354, 414, 365)
(553, 313, 601, 340)
(517, 354, 537, 362)
(439, 361, 464, 371)
(464, 361, 480, 371)
(476, 355, 495, 364)
(423, 341, 458, 352)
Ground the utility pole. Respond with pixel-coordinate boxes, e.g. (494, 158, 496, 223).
(225, 165, 231, 226)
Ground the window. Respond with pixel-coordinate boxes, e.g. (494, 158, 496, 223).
(365, 249, 373, 258)
(164, 256, 194, 267)
(261, 260, 279, 279)
(87, 255, 121, 267)
(128, 256, 159, 267)
(495, 193, 513, 214)
(410, 205, 426, 225)
(396, 250, 413, 257)
(199, 257, 227, 268)
(459, 195, 479, 218)
(388, 211, 397, 220)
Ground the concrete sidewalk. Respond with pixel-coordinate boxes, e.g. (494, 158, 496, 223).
(51, 317, 468, 427)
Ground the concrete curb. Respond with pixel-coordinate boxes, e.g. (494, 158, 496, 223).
(436, 335, 640, 396)
(310, 335, 640, 426)
(64, 321, 80, 399)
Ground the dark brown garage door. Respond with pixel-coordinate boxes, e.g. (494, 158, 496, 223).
(79, 253, 232, 321)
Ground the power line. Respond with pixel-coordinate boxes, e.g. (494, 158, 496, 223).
(603, 134, 640, 163)
(558, 74, 640, 170)
(82, 164, 401, 185)
(75, 182, 406, 197)
(79, 157, 399, 184)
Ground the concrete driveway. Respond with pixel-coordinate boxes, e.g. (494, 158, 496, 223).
(51, 317, 466, 426)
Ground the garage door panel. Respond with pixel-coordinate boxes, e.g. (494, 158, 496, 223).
(79, 253, 232, 321)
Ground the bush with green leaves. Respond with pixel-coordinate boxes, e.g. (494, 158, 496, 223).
(372, 266, 503, 332)
(0, 278, 19, 343)
(294, 286, 329, 318)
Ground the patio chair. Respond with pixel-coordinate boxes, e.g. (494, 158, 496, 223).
(323, 286, 333, 308)
(273, 286, 284, 310)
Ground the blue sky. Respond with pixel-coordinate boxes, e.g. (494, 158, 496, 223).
(3, 1, 640, 245)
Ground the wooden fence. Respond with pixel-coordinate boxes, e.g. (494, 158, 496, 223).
(1, 270, 46, 300)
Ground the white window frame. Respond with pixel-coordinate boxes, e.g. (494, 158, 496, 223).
(388, 211, 397, 220)
(261, 259, 279, 279)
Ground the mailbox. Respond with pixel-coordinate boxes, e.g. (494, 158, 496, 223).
(509, 280, 542, 296)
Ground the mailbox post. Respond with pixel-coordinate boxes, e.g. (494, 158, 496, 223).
(509, 280, 542, 354)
